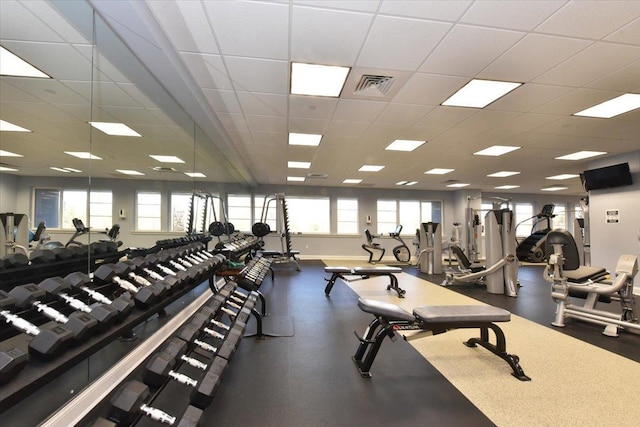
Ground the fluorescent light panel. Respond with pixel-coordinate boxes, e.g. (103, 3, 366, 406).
(0, 119, 31, 132)
(0, 166, 18, 172)
(65, 151, 102, 160)
(546, 174, 579, 180)
(555, 151, 607, 161)
(150, 155, 185, 163)
(541, 186, 568, 192)
(495, 185, 520, 190)
(288, 161, 311, 169)
(50, 167, 82, 173)
(288, 132, 322, 146)
(343, 179, 362, 184)
(287, 176, 305, 182)
(442, 79, 522, 108)
(0, 150, 23, 157)
(0, 46, 50, 78)
(359, 165, 384, 172)
(385, 139, 426, 152)
(447, 183, 470, 188)
(185, 172, 206, 178)
(117, 170, 144, 176)
(425, 168, 454, 175)
(487, 171, 520, 178)
(290, 63, 350, 97)
(574, 93, 640, 118)
(474, 145, 521, 156)
(89, 122, 141, 137)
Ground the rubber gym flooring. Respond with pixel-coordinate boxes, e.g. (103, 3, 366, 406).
(3, 260, 638, 426)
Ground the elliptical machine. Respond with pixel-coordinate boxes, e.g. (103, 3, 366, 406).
(389, 225, 411, 263)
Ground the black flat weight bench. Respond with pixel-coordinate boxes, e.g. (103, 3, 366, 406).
(353, 298, 530, 381)
(324, 266, 405, 298)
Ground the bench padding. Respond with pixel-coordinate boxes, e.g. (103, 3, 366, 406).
(357, 298, 414, 322)
(413, 305, 510, 323)
(324, 266, 402, 274)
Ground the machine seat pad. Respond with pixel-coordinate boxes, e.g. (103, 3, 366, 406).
(413, 305, 511, 323)
(325, 266, 354, 274)
(259, 250, 300, 256)
(564, 266, 607, 283)
(353, 266, 402, 274)
(357, 298, 415, 322)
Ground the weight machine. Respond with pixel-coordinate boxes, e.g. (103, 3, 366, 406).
(416, 222, 442, 274)
(1, 213, 48, 257)
(443, 209, 519, 297)
(252, 193, 300, 271)
(516, 204, 555, 263)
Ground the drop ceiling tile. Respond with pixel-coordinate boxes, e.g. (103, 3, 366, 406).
(532, 87, 622, 116)
(292, 1, 380, 13)
(333, 99, 387, 122)
(324, 120, 370, 138)
(1, 40, 92, 81)
(224, 56, 289, 94)
(237, 92, 287, 116)
(0, 0, 65, 42)
(393, 73, 468, 106)
(118, 83, 157, 109)
(605, 16, 640, 44)
(288, 117, 330, 134)
(8, 79, 88, 105)
(535, 42, 640, 87)
(420, 25, 525, 76)
(587, 61, 640, 92)
(245, 114, 287, 133)
(536, 1, 640, 40)
(204, 1, 289, 59)
(0, 80, 42, 103)
(216, 113, 249, 133)
(492, 113, 560, 133)
(457, 110, 522, 131)
(376, 103, 432, 126)
(203, 89, 241, 114)
(148, 1, 219, 54)
(379, 0, 472, 21)
(460, 0, 564, 31)
(291, 6, 373, 65)
(289, 96, 338, 120)
(415, 106, 477, 128)
(180, 53, 233, 90)
(357, 16, 451, 71)
(487, 83, 574, 112)
(479, 34, 592, 82)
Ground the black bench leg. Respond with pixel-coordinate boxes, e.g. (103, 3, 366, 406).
(324, 273, 341, 296)
(464, 324, 530, 381)
(256, 290, 267, 316)
(353, 317, 382, 363)
(353, 324, 396, 378)
(385, 274, 405, 298)
(250, 307, 266, 340)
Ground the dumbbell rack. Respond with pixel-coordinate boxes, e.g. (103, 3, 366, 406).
(0, 244, 226, 414)
(42, 279, 262, 426)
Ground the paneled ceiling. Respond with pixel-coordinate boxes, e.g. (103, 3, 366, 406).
(1, 0, 639, 195)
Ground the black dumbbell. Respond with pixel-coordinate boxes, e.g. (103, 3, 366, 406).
(0, 347, 28, 384)
(126, 258, 181, 294)
(64, 272, 134, 322)
(141, 349, 227, 409)
(29, 249, 56, 264)
(8, 284, 97, 342)
(2, 253, 30, 268)
(93, 264, 159, 308)
(39, 277, 117, 331)
(108, 380, 203, 426)
(0, 310, 73, 360)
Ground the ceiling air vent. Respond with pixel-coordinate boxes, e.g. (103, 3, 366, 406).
(306, 173, 328, 179)
(152, 166, 179, 173)
(354, 75, 395, 97)
(442, 179, 459, 184)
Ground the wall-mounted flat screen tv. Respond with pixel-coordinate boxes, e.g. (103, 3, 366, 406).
(581, 162, 633, 191)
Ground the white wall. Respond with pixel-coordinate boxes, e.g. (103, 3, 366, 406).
(0, 173, 18, 212)
(588, 151, 640, 294)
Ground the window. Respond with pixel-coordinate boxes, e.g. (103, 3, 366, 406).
(377, 200, 397, 235)
(337, 198, 358, 234)
(286, 197, 330, 233)
(227, 194, 252, 232)
(399, 201, 420, 235)
(34, 189, 112, 230)
(171, 193, 191, 232)
(137, 192, 161, 231)
(551, 204, 566, 230)
(514, 203, 534, 238)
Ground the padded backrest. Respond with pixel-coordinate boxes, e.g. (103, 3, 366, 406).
(107, 224, 120, 239)
(32, 221, 46, 241)
(450, 245, 472, 269)
(546, 229, 580, 271)
(364, 229, 374, 245)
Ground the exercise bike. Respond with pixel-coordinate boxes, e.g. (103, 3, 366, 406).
(389, 225, 411, 263)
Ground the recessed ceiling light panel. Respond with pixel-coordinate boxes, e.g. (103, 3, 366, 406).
(425, 168, 454, 175)
(546, 174, 580, 180)
(185, 172, 206, 178)
(358, 165, 384, 172)
(150, 155, 185, 163)
(0, 46, 50, 78)
(116, 170, 145, 176)
(447, 183, 470, 188)
(89, 122, 141, 137)
(0, 119, 31, 132)
(487, 171, 520, 178)
(541, 186, 568, 192)
(288, 161, 311, 169)
(287, 176, 305, 182)
(343, 179, 362, 184)
(555, 151, 607, 161)
(385, 139, 426, 152)
(495, 185, 520, 190)
(574, 93, 640, 118)
(474, 146, 521, 156)
(0, 150, 23, 157)
(288, 132, 322, 146)
(442, 79, 522, 108)
(291, 63, 350, 97)
(0, 166, 18, 172)
(65, 151, 102, 160)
